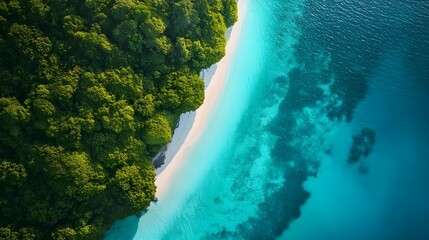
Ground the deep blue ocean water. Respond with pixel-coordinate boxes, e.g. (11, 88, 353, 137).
(105, 0, 429, 239)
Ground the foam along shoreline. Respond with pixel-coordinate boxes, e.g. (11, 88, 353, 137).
(154, 0, 247, 198)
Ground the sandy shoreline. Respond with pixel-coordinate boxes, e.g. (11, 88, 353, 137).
(154, 0, 247, 198)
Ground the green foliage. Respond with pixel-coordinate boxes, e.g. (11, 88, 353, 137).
(222, 0, 239, 27)
(8, 23, 52, 60)
(51, 227, 76, 240)
(158, 69, 205, 113)
(143, 114, 172, 145)
(0, 97, 30, 123)
(112, 164, 155, 211)
(134, 94, 155, 118)
(63, 15, 85, 33)
(0, 160, 27, 193)
(0, 0, 237, 239)
(0, 226, 37, 240)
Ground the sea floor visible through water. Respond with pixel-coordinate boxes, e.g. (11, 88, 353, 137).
(105, 0, 429, 239)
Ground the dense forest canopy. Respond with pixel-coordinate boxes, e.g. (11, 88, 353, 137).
(0, 0, 237, 239)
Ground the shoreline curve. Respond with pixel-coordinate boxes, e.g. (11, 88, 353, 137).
(154, 0, 247, 198)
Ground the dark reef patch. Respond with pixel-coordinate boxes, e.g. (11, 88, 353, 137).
(250, 0, 390, 237)
(347, 128, 376, 164)
(208, 159, 310, 240)
(236, 161, 310, 239)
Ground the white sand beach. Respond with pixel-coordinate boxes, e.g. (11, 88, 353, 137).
(154, 0, 247, 198)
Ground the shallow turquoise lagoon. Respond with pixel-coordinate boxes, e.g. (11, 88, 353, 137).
(106, 0, 429, 239)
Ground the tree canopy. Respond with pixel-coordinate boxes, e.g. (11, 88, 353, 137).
(0, 0, 237, 239)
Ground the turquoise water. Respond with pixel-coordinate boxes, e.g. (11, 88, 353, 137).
(106, 0, 429, 239)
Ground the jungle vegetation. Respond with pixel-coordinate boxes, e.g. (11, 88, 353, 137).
(0, 0, 237, 239)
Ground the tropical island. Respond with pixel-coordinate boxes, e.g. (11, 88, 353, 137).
(0, 0, 237, 239)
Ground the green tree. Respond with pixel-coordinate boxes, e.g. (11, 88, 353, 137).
(143, 114, 172, 145)
(112, 164, 155, 211)
(158, 69, 205, 113)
